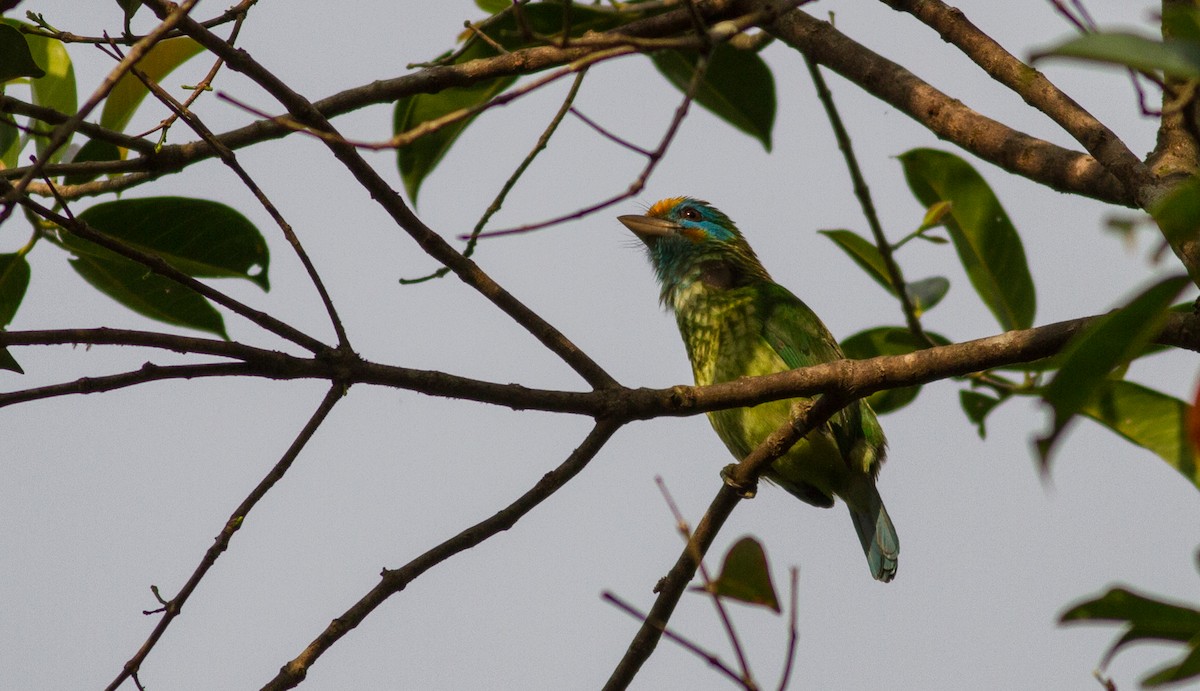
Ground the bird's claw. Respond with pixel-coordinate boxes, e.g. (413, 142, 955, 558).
(720, 464, 757, 498)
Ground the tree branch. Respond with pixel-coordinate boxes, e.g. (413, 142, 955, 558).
(880, 0, 1153, 202)
(260, 418, 622, 691)
(604, 395, 846, 690)
(767, 8, 1134, 206)
(105, 384, 345, 691)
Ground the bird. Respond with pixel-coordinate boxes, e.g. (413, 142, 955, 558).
(618, 196, 898, 582)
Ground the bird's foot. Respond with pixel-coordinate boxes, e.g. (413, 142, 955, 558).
(720, 464, 757, 498)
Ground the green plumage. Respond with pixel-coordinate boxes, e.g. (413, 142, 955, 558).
(620, 197, 898, 582)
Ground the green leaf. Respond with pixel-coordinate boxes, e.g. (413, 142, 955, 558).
(842, 327, 950, 414)
(395, 2, 625, 203)
(99, 36, 203, 133)
(818, 228, 894, 295)
(0, 111, 18, 168)
(959, 389, 1005, 438)
(899, 148, 1036, 331)
(115, 0, 142, 23)
(0, 252, 30, 327)
(1032, 32, 1200, 79)
(1151, 176, 1200, 286)
(63, 138, 123, 186)
(73, 197, 270, 290)
(703, 536, 780, 612)
(905, 276, 949, 317)
(0, 344, 22, 374)
(1036, 275, 1191, 466)
(649, 41, 775, 151)
(394, 65, 515, 205)
(474, 0, 511, 13)
(0, 23, 45, 82)
(69, 254, 227, 338)
(1081, 380, 1198, 490)
(1061, 586, 1200, 686)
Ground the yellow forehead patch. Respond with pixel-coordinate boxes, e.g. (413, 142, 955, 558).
(647, 196, 687, 218)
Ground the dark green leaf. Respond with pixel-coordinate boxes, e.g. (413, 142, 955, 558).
(899, 148, 1036, 331)
(1036, 275, 1191, 466)
(99, 36, 202, 133)
(70, 254, 227, 338)
(1081, 380, 1198, 490)
(1033, 32, 1200, 79)
(1061, 586, 1200, 686)
(394, 65, 515, 204)
(704, 536, 780, 612)
(0, 344, 22, 374)
(474, 0, 510, 13)
(73, 197, 270, 290)
(818, 228, 894, 295)
(1151, 176, 1200, 286)
(63, 137, 122, 186)
(1164, 5, 1200, 43)
(960, 389, 1005, 439)
(0, 252, 30, 327)
(0, 22, 44, 82)
(396, 3, 625, 203)
(842, 327, 950, 414)
(0, 114, 17, 169)
(906, 276, 949, 316)
(649, 41, 775, 150)
(115, 0, 141, 22)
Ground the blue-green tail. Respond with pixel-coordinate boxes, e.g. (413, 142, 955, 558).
(849, 490, 899, 582)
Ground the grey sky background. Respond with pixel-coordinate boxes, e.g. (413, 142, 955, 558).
(4, 1, 1199, 689)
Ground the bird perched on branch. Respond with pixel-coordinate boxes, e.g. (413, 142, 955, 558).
(619, 197, 898, 582)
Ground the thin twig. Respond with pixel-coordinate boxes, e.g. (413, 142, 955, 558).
(656, 477, 756, 688)
(104, 385, 346, 691)
(604, 395, 847, 690)
(261, 419, 622, 690)
(569, 106, 654, 157)
(602, 592, 750, 688)
(802, 55, 931, 344)
(469, 51, 711, 239)
(776, 567, 800, 691)
(401, 69, 590, 284)
(110, 41, 351, 348)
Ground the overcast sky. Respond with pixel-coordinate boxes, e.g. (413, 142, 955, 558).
(4, 1, 1199, 689)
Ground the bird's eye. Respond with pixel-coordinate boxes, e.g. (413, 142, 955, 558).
(680, 207, 702, 221)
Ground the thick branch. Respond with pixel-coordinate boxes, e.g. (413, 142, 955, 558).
(767, 9, 1134, 205)
(881, 0, 1153, 201)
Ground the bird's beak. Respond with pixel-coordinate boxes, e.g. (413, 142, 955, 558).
(618, 214, 679, 242)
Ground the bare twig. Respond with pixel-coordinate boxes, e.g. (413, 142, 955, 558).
(604, 395, 847, 690)
(657, 478, 756, 688)
(469, 51, 711, 239)
(261, 419, 622, 690)
(602, 592, 750, 688)
(402, 69, 590, 284)
(776, 567, 800, 691)
(105, 385, 345, 691)
(803, 55, 931, 344)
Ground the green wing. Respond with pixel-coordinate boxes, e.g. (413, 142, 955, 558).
(757, 282, 881, 472)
